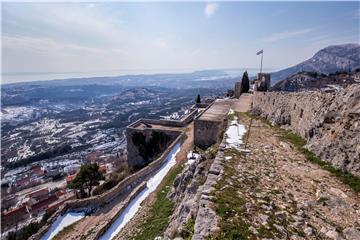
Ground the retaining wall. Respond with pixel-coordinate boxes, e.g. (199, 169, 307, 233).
(94, 182, 146, 239)
(252, 84, 360, 176)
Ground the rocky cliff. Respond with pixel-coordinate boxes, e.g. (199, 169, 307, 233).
(271, 43, 360, 83)
(252, 84, 360, 176)
(272, 71, 360, 92)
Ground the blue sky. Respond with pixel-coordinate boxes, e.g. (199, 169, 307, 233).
(2, 1, 359, 77)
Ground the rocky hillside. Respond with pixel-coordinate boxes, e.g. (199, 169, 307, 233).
(271, 43, 360, 83)
(272, 71, 360, 92)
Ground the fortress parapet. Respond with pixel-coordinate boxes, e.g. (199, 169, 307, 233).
(125, 108, 198, 170)
(254, 73, 271, 91)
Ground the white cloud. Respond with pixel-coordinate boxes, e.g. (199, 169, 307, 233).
(204, 3, 218, 17)
(263, 28, 313, 43)
(154, 38, 168, 48)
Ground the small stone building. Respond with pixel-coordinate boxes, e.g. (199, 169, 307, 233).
(194, 100, 232, 148)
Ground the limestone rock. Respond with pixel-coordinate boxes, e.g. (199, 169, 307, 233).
(325, 230, 341, 240)
(343, 227, 360, 240)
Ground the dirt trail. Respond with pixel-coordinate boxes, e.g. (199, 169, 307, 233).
(216, 112, 360, 239)
(232, 93, 253, 112)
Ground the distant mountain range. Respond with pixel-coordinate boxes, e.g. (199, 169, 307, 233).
(271, 43, 360, 84)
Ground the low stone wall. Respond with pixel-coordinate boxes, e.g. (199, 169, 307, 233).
(94, 182, 147, 239)
(29, 205, 68, 240)
(252, 84, 360, 176)
(127, 108, 198, 129)
(32, 133, 185, 240)
(194, 102, 212, 109)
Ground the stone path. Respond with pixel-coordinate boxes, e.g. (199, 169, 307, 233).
(232, 93, 253, 112)
(214, 113, 360, 239)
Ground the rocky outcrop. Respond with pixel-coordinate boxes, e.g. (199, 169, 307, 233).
(164, 153, 212, 239)
(192, 144, 226, 240)
(271, 43, 360, 83)
(252, 84, 360, 176)
(165, 160, 201, 238)
(272, 71, 359, 92)
(163, 142, 226, 240)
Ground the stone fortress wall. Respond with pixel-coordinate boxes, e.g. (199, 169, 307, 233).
(125, 107, 199, 170)
(128, 107, 198, 129)
(252, 84, 360, 176)
(31, 132, 186, 240)
(126, 127, 181, 170)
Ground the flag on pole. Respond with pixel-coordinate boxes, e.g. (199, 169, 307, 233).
(256, 49, 263, 55)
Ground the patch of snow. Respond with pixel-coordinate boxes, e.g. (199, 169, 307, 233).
(186, 151, 201, 165)
(129, 100, 150, 106)
(17, 144, 35, 159)
(92, 141, 118, 151)
(225, 156, 232, 160)
(225, 116, 247, 150)
(41, 211, 85, 240)
(1, 106, 36, 123)
(99, 143, 181, 240)
(66, 131, 87, 139)
(88, 133, 107, 144)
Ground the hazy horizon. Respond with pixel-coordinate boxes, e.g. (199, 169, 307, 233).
(2, 1, 359, 84)
(2, 67, 280, 84)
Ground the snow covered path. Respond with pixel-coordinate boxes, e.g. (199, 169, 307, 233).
(225, 114, 247, 150)
(99, 142, 181, 240)
(41, 211, 85, 240)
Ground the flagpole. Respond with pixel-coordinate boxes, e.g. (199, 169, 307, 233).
(260, 52, 263, 73)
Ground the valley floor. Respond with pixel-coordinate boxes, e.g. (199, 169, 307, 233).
(211, 112, 360, 239)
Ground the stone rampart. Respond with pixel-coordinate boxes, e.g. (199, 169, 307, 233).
(32, 133, 185, 240)
(252, 84, 360, 176)
(127, 108, 198, 129)
(126, 127, 181, 170)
